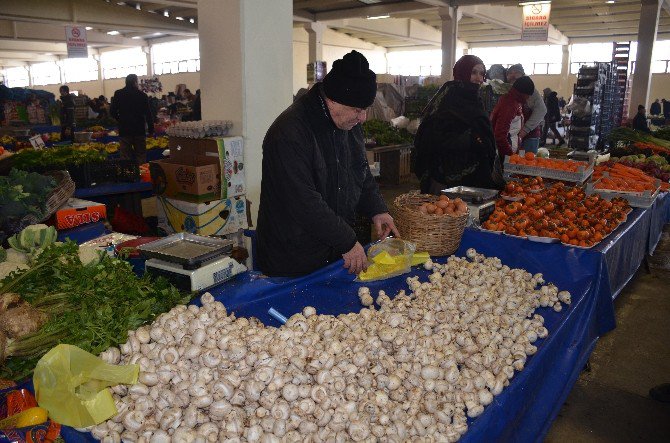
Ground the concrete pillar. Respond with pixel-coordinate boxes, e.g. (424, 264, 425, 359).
(558, 44, 571, 99)
(27, 65, 33, 88)
(629, 0, 661, 118)
(198, 0, 293, 223)
(94, 55, 104, 97)
(144, 46, 154, 77)
(439, 6, 461, 82)
(305, 22, 326, 64)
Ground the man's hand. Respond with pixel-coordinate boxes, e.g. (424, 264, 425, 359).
(342, 242, 368, 274)
(372, 213, 400, 240)
(519, 128, 528, 139)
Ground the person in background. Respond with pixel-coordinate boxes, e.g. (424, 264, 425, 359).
(110, 74, 154, 165)
(183, 89, 195, 105)
(632, 105, 651, 133)
(414, 55, 504, 194)
(541, 89, 566, 147)
(257, 50, 398, 277)
(558, 96, 567, 111)
(59, 85, 75, 143)
(191, 89, 201, 121)
(650, 98, 661, 116)
(491, 76, 536, 158)
(479, 64, 511, 117)
(97, 95, 109, 118)
(663, 98, 670, 120)
(506, 64, 546, 154)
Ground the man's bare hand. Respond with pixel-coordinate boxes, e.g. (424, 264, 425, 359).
(342, 242, 368, 274)
(372, 213, 400, 240)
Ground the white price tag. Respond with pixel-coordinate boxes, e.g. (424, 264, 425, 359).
(29, 135, 46, 150)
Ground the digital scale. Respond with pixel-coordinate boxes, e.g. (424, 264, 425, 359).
(441, 186, 500, 226)
(138, 233, 247, 291)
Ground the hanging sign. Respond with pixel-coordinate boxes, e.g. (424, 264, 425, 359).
(65, 26, 88, 58)
(521, 2, 551, 41)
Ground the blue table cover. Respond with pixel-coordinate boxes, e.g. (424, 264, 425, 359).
(30, 194, 670, 443)
(73, 181, 153, 199)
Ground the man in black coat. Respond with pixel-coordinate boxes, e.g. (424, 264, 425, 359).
(59, 85, 75, 142)
(257, 51, 398, 277)
(632, 105, 651, 133)
(110, 74, 154, 165)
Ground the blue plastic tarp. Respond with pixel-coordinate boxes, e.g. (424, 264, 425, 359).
(29, 195, 670, 442)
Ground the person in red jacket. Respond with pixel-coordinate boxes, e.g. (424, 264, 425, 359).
(490, 76, 535, 158)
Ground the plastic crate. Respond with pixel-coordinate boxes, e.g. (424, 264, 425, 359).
(74, 159, 139, 188)
(503, 153, 594, 183)
(586, 174, 660, 208)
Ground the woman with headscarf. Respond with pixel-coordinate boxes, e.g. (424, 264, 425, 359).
(414, 55, 504, 194)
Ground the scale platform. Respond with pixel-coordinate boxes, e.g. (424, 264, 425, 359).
(146, 255, 246, 292)
(140, 233, 245, 291)
(441, 186, 499, 225)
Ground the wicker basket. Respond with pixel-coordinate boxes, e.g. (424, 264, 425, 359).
(8, 170, 75, 234)
(392, 192, 469, 256)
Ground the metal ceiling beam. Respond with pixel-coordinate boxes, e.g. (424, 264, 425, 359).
(0, 40, 68, 54)
(326, 16, 445, 47)
(0, 51, 59, 62)
(570, 31, 670, 44)
(413, 0, 450, 6)
(315, 2, 433, 20)
(556, 18, 670, 32)
(293, 0, 356, 10)
(0, 0, 197, 35)
(0, 20, 145, 47)
(115, 0, 197, 10)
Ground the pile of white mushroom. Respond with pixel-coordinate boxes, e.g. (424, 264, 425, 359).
(90, 248, 570, 443)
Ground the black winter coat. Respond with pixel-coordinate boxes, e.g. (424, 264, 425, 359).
(60, 94, 75, 126)
(257, 84, 388, 277)
(110, 86, 154, 136)
(414, 81, 503, 193)
(545, 92, 561, 123)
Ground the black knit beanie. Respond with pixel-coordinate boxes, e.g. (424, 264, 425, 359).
(323, 50, 377, 108)
(513, 76, 535, 96)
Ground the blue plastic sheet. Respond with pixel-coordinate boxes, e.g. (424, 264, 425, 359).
(39, 196, 670, 442)
(649, 192, 670, 254)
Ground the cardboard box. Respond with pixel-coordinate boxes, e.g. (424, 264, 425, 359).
(149, 156, 221, 203)
(54, 198, 106, 230)
(156, 195, 248, 236)
(169, 136, 246, 198)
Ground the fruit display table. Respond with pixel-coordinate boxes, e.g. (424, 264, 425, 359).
(20, 192, 670, 443)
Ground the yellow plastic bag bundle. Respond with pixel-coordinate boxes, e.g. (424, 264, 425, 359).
(33, 344, 139, 428)
(357, 238, 430, 282)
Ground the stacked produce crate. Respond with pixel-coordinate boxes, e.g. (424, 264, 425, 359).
(151, 124, 248, 238)
(569, 63, 609, 151)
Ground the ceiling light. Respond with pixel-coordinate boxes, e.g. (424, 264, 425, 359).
(44, 53, 53, 56)
(358, 0, 382, 4)
(135, 3, 141, 10)
(153, 32, 163, 36)
(163, 10, 169, 17)
(367, 15, 390, 20)
(107, 30, 120, 35)
(175, 16, 184, 20)
(606, 0, 615, 3)
(116, 1, 125, 5)
(131, 36, 142, 39)
(189, 18, 195, 24)
(518, 1, 551, 5)
(85, 26, 93, 30)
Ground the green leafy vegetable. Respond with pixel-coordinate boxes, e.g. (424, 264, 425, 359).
(363, 120, 414, 147)
(0, 242, 191, 380)
(0, 170, 56, 232)
(12, 145, 107, 172)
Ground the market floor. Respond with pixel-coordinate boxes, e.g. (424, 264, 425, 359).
(546, 260, 670, 443)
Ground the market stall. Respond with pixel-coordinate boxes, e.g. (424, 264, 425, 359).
(2, 120, 669, 442)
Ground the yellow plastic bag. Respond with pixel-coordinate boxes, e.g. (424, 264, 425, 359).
(33, 344, 139, 428)
(357, 238, 430, 282)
